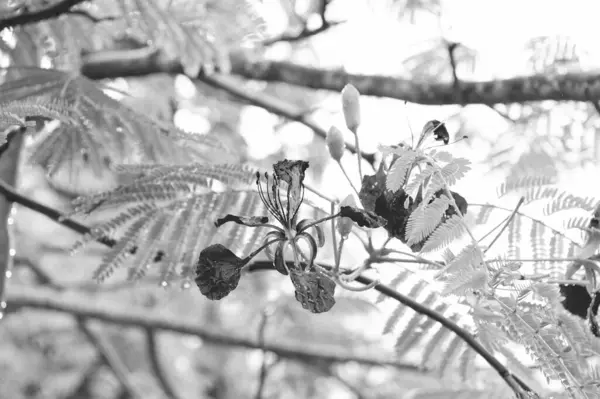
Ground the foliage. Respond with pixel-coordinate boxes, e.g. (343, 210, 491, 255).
(3, 1, 600, 399)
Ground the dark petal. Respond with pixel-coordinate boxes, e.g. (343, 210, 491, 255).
(450, 191, 468, 215)
(215, 214, 269, 228)
(358, 165, 387, 212)
(296, 219, 325, 247)
(430, 120, 450, 145)
(273, 241, 289, 275)
(273, 159, 309, 185)
(340, 206, 387, 228)
(194, 244, 248, 300)
(289, 269, 336, 313)
(273, 160, 308, 223)
(420, 120, 449, 146)
(264, 231, 286, 262)
(294, 232, 318, 269)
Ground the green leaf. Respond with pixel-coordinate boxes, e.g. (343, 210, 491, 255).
(289, 269, 336, 313)
(194, 244, 248, 300)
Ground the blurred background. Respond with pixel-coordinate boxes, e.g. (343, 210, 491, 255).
(2, 0, 600, 398)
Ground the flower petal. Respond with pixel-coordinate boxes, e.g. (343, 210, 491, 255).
(294, 232, 318, 269)
(289, 269, 336, 313)
(273, 160, 308, 222)
(194, 244, 248, 300)
(273, 240, 289, 275)
(296, 219, 325, 247)
(264, 230, 285, 262)
(215, 214, 269, 228)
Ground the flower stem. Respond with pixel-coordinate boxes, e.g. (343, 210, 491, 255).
(243, 238, 284, 263)
(336, 160, 360, 197)
(297, 212, 341, 233)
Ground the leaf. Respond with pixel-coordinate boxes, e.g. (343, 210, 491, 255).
(386, 149, 418, 192)
(194, 244, 249, 300)
(289, 269, 336, 313)
(358, 164, 387, 212)
(339, 206, 387, 228)
(425, 120, 449, 145)
(215, 214, 269, 228)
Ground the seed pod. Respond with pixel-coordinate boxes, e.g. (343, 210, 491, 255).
(337, 194, 356, 238)
(341, 84, 361, 132)
(326, 125, 345, 161)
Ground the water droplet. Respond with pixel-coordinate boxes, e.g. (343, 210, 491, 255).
(7, 218, 13, 225)
(0, 301, 6, 309)
(10, 207, 17, 215)
(5, 270, 11, 279)
(181, 281, 191, 289)
(0, 312, 4, 320)
(160, 281, 168, 288)
(9, 249, 15, 257)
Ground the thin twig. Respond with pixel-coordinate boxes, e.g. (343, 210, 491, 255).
(7, 285, 417, 370)
(199, 73, 375, 166)
(246, 262, 536, 398)
(77, 318, 142, 399)
(254, 310, 272, 399)
(484, 197, 524, 253)
(146, 328, 181, 399)
(0, 0, 88, 30)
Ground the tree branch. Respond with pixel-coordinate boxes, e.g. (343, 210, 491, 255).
(0, 0, 88, 31)
(77, 317, 142, 399)
(200, 74, 375, 164)
(146, 328, 181, 399)
(246, 262, 535, 398)
(6, 285, 417, 370)
(80, 48, 600, 105)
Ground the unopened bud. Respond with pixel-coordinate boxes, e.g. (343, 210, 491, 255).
(337, 195, 356, 238)
(326, 125, 345, 161)
(341, 84, 361, 133)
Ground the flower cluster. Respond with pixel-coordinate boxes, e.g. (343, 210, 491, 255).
(195, 160, 338, 313)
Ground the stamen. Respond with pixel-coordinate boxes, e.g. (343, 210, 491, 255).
(257, 173, 280, 218)
(265, 173, 286, 222)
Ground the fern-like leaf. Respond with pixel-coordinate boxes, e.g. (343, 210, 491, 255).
(420, 215, 465, 253)
(496, 175, 555, 197)
(386, 149, 417, 192)
(405, 195, 450, 246)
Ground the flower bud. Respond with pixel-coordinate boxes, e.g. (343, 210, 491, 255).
(341, 84, 361, 132)
(337, 194, 356, 238)
(326, 125, 345, 161)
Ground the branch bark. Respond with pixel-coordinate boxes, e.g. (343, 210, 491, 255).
(6, 285, 415, 370)
(0, 0, 88, 31)
(80, 48, 600, 105)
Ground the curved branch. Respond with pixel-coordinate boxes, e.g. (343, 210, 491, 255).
(77, 317, 142, 399)
(0, 0, 88, 31)
(246, 261, 535, 398)
(79, 49, 600, 105)
(146, 328, 182, 399)
(7, 285, 418, 370)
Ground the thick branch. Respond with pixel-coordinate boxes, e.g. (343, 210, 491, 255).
(7, 285, 415, 370)
(80, 48, 600, 105)
(0, 0, 87, 31)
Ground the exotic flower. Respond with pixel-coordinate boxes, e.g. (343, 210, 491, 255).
(196, 160, 341, 313)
